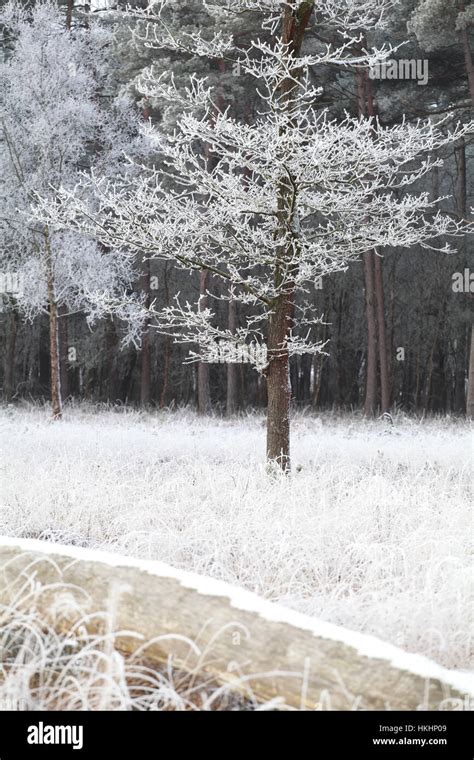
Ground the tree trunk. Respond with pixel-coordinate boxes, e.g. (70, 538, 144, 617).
(459, 3, 474, 105)
(58, 303, 70, 403)
(365, 72, 391, 414)
(140, 261, 151, 405)
(65, 0, 74, 30)
(58, 0, 74, 403)
(299, 353, 312, 403)
(160, 264, 172, 409)
(197, 269, 211, 415)
(363, 252, 378, 416)
(3, 308, 18, 402)
(467, 326, 474, 418)
(105, 319, 120, 403)
(374, 255, 391, 413)
(266, 290, 294, 470)
(265, 1, 313, 470)
(458, 13, 474, 416)
(356, 66, 378, 416)
(454, 138, 468, 412)
(226, 299, 238, 416)
(45, 232, 62, 419)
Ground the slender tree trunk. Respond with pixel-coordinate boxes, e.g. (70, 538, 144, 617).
(299, 353, 312, 403)
(454, 138, 468, 412)
(140, 261, 151, 405)
(159, 264, 172, 409)
(197, 269, 211, 414)
(459, 3, 474, 105)
(58, 303, 70, 403)
(48, 302, 62, 418)
(57, 0, 75, 403)
(414, 349, 421, 410)
(226, 299, 238, 415)
(159, 337, 172, 409)
(266, 289, 294, 470)
(423, 343, 435, 413)
(459, 4, 474, 414)
(265, 1, 313, 470)
(356, 66, 378, 416)
(374, 255, 391, 412)
(365, 72, 391, 414)
(467, 326, 474, 418)
(105, 319, 120, 403)
(363, 252, 378, 416)
(45, 232, 62, 419)
(3, 308, 18, 402)
(66, 0, 74, 30)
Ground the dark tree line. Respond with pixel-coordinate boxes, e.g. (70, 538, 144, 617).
(0, 0, 472, 417)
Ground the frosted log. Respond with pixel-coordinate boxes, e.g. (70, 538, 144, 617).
(0, 538, 472, 711)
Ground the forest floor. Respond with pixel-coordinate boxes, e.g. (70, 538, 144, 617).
(0, 403, 472, 673)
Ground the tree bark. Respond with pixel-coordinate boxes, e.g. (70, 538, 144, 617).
(265, 1, 314, 470)
(374, 255, 391, 413)
(363, 251, 378, 416)
(65, 0, 74, 30)
(356, 66, 378, 416)
(266, 290, 293, 470)
(459, 3, 474, 105)
(105, 319, 120, 403)
(140, 261, 151, 405)
(458, 13, 474, 417)
(467, 326, 474, 418)
(3, 308, 18, 402)
(226, 299, 239, 416)
(58, 303, 70, 403)
(159, 264, 172, 409)
(197, 269, 212, 415)
(45, 232, 62, 419)
(454, 138, 468, 412)
(365, 72, 391, 414)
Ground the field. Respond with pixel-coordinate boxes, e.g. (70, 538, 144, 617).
(0, 404, 472, 675)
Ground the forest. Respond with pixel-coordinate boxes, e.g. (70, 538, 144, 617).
(1, 0, 472, 435)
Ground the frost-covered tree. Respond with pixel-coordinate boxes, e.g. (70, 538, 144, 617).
(408, 0, 474, 100)
(0, 1, 138, 417)
(37, 0, 472, 466)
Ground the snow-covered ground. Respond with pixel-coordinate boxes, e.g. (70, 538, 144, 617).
(0, 404, 472, 670)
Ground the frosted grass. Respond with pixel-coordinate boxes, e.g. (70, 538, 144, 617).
(0, 403, 472, 671)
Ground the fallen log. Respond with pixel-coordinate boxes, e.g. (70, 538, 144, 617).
(0, 537, 472, 710)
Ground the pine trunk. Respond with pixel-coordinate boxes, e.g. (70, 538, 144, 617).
(3, 309, 18, 402)
(458, 23, 474, 418)
(159, 264, 172, 409)
(45, 233, 62, 420)
(58, 303, 70, 403)
(374, 255, 391, 413)
(467, 326, 474, 419)
(226, 299, 238, 416)
(197, 269, 211, 414)
(140, 262, 151, 405)
(363, 252, 378, 416)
